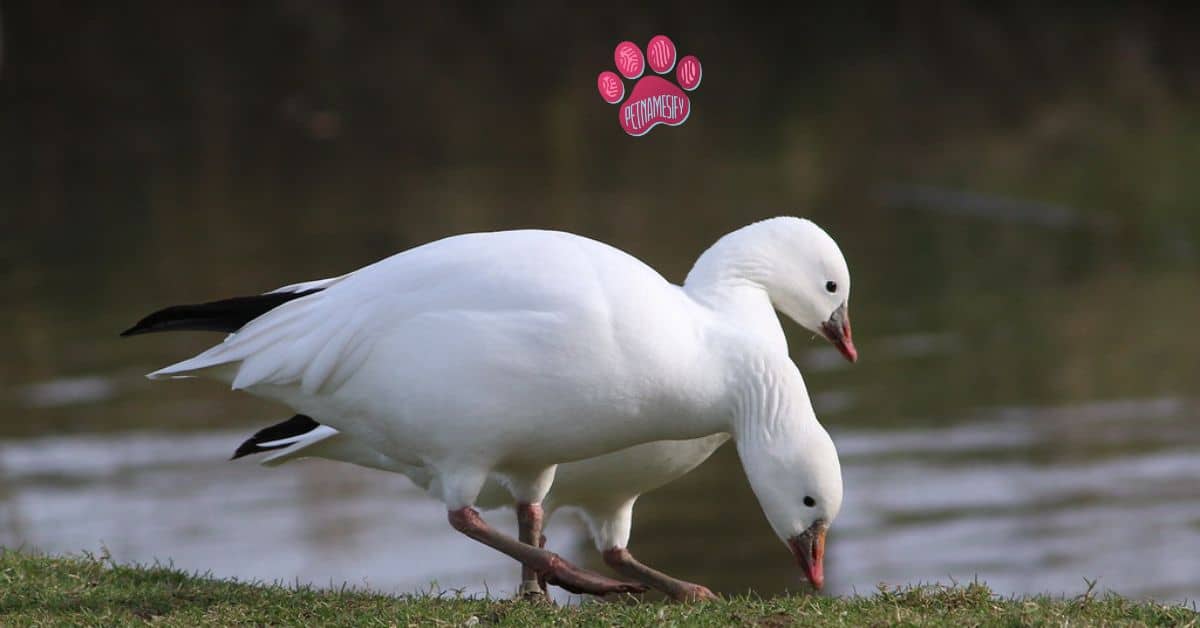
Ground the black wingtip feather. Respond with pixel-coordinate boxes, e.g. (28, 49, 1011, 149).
(230, 414, 322, 460)
(121, 289, 323, 337)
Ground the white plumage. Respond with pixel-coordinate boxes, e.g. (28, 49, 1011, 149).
(257, 424, 729, 552)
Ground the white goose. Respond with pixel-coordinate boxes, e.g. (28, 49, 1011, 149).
(123, 216, 855, 597)
(235, 419, 732, 600)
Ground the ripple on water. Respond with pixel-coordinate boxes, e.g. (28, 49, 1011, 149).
(16, 375, 119, 409)
(830, 396, 1199, 601)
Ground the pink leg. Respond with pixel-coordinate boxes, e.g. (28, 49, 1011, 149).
(603, 547, 718, 602)
(537, 534, 548, 593)
(449, 507, 646, 596)
(516, 503, 546, 596)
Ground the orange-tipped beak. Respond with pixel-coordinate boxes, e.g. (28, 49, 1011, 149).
(788, 523, 828, 590)
(820, 303, 857, 363)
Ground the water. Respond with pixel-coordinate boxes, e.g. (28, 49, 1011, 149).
(3, 5, 1199, 603)
(2, 390, 1196, 601)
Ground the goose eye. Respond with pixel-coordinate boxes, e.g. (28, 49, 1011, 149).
(803, 496, 816, 507)
(824, 281, 837, 294)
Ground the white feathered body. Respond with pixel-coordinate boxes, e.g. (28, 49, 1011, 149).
(155, 231, 750, 495)
(260, 426, 730, 549)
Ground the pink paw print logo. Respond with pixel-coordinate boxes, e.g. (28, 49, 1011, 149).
(597, 35, 702, 137)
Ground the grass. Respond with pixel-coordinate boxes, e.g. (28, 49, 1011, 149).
(0, 551, 1194, 627)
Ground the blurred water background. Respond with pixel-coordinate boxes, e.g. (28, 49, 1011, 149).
(1, 3, 1198, 602)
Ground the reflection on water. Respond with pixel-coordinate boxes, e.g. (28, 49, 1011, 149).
(2, 394, 1196, 601)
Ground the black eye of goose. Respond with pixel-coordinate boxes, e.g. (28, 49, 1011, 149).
(824, 281, 837, 294)
(803, 496, 816, 507)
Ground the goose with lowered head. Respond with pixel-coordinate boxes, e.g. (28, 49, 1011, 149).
(123, 216, 855, 596)
(236, 420, 732, 600)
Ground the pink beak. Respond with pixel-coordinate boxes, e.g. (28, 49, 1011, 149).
(820, 303, 857, 363)
(788, 523, 828, 590)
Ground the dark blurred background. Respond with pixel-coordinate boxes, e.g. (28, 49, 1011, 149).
(1, 2, 1197, 602)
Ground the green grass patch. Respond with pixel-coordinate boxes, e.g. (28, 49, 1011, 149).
(0, 550, 1194, 626)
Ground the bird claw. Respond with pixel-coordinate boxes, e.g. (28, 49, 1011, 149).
(517, 579, 548, 600)
(671, 584, 719, 602)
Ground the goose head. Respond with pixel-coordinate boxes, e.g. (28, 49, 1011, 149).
(735, 366, 843, 591)
(686, 217, 857, 362)
(755, 218, 856, 362)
